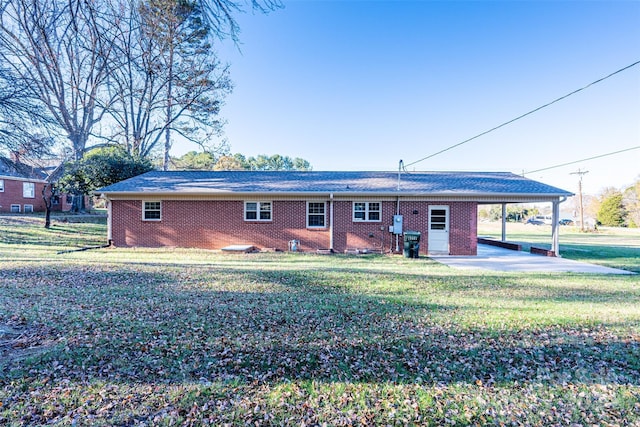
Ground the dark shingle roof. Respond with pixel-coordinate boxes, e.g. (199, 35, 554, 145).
(97, 170, 573, 197)
(0, 156, 48, 181)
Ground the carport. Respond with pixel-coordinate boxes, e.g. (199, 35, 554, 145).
(478, 192, 571, 256)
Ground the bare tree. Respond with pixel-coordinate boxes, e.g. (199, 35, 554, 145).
(1, 0, 278, 165)
(101, 0, 162, 158)
(0, 0, 279, 223)
(0, 0, 278, 163)
(0, 65, 55, 154)
(1, 62, 60, 226)
(0, 0, 113, 161)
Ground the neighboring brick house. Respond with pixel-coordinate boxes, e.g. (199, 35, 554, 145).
(0, 156, 52, 213)
(0, 155, 82, 214)
(97, 171, 573, 256)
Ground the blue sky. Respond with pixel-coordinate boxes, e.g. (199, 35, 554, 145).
(193, 0, 640, 195)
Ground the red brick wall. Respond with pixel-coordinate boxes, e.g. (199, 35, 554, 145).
(0, 179, 47, 213)
(333, 201, 477, 255)
(111, 200, 331, 251)
(449, 202, 478, 255)
(332, 201, 395, 252)
(110, 199, 478, 255)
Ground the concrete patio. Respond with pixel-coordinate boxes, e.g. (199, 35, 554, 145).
(430, 244, 635, 274)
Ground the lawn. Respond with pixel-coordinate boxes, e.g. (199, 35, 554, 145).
(1, 216, 639, 425)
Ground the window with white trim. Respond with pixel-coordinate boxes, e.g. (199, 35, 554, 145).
(0, 179, 4, 192)
(23, 182, 35, 198)
(10, 204, 20, 213)
(307, 202, 326, 228)
(143, 201, 161, 221)
(245, 201, 272, 221)
(24, 204, 34, 213)
(353, 202, 381, 222)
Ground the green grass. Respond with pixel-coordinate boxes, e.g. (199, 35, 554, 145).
(0, 214, 107, 251)
(1, 217, 639, 425)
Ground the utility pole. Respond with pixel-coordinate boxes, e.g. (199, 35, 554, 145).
(570, 169, 589, 231)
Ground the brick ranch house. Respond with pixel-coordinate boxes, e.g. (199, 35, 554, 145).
(97, 170, 573, 256)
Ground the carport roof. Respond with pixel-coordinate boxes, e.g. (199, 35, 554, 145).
(97, 170, 573, 199)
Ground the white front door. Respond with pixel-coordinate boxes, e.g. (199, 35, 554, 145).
(428, 205, 450, 254)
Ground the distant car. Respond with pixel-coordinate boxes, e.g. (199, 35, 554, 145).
(526, 218, 545, 225)
(533, 215, 553, 225)
(559, 219, 574, 226)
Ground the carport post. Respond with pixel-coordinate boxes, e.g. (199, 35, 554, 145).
(551, 200, 560, 256)
(501, 203, 507, 241)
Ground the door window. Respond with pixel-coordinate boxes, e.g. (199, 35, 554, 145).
(430, 209, 447, 230)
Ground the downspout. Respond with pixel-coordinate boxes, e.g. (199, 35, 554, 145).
(106, 196, 112, 244)
(329, 193, 334, 252)
(395, 196, 400, 253)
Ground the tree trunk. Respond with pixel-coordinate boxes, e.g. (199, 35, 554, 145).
(42, 183, 53, 229)
(163, 43, 175, 171)
(44, 206, 52, 229)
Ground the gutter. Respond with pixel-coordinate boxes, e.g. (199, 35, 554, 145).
(0, 175, 48, 183)
(97, 191, 574, 199)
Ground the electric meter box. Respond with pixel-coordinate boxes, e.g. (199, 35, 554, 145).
(392, 215, 403, 234)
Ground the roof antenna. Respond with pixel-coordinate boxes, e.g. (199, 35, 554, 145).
(398, 159, 403, 191)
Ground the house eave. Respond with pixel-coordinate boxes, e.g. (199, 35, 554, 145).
(97, 190, 574, 202)
(0, 174, 48, 183)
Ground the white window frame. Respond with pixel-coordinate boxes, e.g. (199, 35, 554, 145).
(142, 201, 162, 221)
(307, 202, 326, 228)
(0, 179, 4, 192)
(244, 201, 272, 222)
(352, 201, 382, 222)
(24, 204, 34, 213)
(10, 204, 20, 213)
(23, 182, 35, 198)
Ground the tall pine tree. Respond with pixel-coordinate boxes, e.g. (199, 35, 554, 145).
(106, 0, 231, 165)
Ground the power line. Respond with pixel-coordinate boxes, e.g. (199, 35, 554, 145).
(404, 60, 640, 168)
(523, 145, 640, 175)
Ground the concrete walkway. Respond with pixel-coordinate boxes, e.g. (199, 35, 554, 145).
(430, 244, 635, 274)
